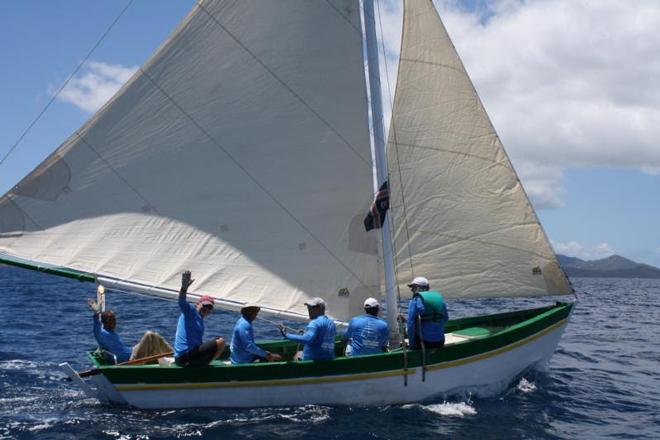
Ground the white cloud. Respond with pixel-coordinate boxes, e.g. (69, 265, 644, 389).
(552, 240, 615, 260)
(377, 0, 660, 209)
(55, 61, 137, 113)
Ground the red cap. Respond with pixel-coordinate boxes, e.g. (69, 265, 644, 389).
(197, 295, 215, 308)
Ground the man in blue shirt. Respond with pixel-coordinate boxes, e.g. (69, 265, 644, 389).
(230, 303, 282, 364)
(404, 276, 448, 349)
(281, 297, 336, 361)
(342, 297, 389, 356)
(88, 301, 132, 363)
(174, 270, 225, 367)
(87, 299, 172, 364)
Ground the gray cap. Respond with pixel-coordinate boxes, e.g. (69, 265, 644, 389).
(304, 297, 326, 308)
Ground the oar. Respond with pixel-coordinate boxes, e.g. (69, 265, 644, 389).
(76, 351, 173, 378)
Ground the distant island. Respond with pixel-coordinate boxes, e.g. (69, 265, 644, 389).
(556, 254, 660, 279)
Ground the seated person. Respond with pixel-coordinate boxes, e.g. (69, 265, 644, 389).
(87, 299, 172, 364)
(342, 297, 389, 356)
(230, 303, 282, 364)
(280, 298, 336, 361)
(174, 270, 225, 367)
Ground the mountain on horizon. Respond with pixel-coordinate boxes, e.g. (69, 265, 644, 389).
(556, 254, 660, 279)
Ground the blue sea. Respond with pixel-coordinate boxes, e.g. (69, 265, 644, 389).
(1, 266, 659, 439)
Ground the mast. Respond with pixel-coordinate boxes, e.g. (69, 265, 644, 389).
(363, 0, 400, 344)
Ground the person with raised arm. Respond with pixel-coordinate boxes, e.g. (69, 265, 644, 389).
(173, 270, 225, 367)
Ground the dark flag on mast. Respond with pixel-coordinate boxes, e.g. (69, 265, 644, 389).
(364, 181, 389, 231)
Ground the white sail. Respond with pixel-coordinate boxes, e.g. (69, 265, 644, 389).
(0, 0, 380, 322)
(386, 0, 572, 299)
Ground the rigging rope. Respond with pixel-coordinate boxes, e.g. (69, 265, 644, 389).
(0, 0, 136, 168)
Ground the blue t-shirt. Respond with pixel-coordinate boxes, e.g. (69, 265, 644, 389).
(174, 295, 204, 358)
(285, 315, 336, 361)
(342, 314, 389, 356)
(93, 314, 132, 363)
(230, 316, 268, 364)
(407, 291, 448, 346)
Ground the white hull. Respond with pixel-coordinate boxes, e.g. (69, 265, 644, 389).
(91, 320, 568, 409)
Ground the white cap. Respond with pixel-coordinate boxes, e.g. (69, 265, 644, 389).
(364, 297, 380, 309)
(304, 297, 326, 308)
(241, 302, 261, 311)
(408, 276, 429, 288)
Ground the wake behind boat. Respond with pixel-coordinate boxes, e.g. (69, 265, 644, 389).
(0, 0, 574, 409)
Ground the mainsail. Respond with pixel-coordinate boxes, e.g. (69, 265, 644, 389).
(0, 0, 380, 322)
(386, 0, 572, 298)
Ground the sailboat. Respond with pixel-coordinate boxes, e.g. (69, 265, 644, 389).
(0, 0, 574, 409)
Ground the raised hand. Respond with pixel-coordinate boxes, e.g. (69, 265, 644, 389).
(87, 298, 100, 313)
(181, 270, 195, 291)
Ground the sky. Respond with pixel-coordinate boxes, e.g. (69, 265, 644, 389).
(1, 0, 658, 266)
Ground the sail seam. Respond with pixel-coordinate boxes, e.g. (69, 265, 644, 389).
(323, 0, 362, 34)
(392, 142, 503, 164)
(5, 194, 45, 232)
(196, 1, 371, 168)
(73, 132, 161, 215)
(138, 67, 372, 291)
(399, 57, 466, 76)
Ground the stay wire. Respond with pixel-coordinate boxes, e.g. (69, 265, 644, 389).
(0, 0, 136, 168)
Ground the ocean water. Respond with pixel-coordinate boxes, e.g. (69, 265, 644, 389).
(1, 266, 659, 439)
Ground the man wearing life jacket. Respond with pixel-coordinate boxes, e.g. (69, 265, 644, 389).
(281, 297, 336, 361)
(174, 270, 225, 367)
(405, 276, 448, 349)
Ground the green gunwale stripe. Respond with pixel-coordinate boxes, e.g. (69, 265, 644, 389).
(101, 303, 573, 385)
(426, 318, 568, 372)
(0, 254, 96, 282)
(114, 317, 568, 392)
(116, 367, 417, 392)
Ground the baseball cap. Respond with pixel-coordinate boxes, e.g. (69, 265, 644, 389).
(407, 276, 429, 288)
(364, 297, 380, 308)
(241, 302, 261, 310)
(304, 297, 326, 308)
(197, 295, 215, 308)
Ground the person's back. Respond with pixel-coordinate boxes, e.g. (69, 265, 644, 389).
(414, 290, 447, 343)
(284, 298, 336, 361)
(303, 314, 336, 361)
(343, 298, 389, 356)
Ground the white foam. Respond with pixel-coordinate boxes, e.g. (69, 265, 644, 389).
(403, 401, 477, 417)
(517, 377, 537, 393)
(0, 359, 41, 370)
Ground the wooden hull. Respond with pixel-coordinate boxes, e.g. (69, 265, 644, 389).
(85, 302, 573, 409)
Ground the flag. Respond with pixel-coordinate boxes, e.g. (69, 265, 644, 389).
(364, 181, 389, 231)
